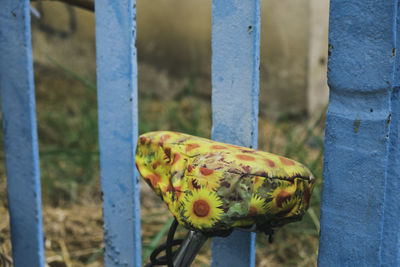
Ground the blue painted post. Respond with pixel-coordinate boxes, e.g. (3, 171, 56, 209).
(319, 1, 400, 266)
(95, 1, 141, 266)
(0, 0, 45, 266)
(210, 0, 260, 266)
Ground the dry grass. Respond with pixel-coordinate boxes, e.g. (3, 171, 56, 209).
(0, 115, 323, 266)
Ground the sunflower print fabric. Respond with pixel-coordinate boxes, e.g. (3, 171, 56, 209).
(135, 131, 315, 236)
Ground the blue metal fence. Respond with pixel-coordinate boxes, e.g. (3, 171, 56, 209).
(95, 0, 141, 266)
(318, 1, 400, 266)
(0, 1, 45, 266)
(2, 0, 399, 266)
(210, 0, 260, 266)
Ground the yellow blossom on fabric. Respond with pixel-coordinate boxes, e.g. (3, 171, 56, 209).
(183, 188, 223, 229)
(265, 180, 298, 215)
(253, 176, 265, 192)
(249, 193, 267, 216)
(186, 176, 220, 192)
(135, 131, 315, 234)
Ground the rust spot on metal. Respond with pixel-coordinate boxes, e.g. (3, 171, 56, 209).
(353, 118, 361, 133)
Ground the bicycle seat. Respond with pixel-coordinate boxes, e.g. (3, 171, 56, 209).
(136, 131, 315, 237)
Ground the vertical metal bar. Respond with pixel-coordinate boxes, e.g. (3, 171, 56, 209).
(210, 0, 260, 266)
(95, 0, 141, 266)
(0, 1, 45, 266)
(319, 0, 400, 266)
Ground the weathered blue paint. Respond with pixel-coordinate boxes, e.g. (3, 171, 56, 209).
(319, 0, 400, 266)
(210, 0, 260, 266)
(0, 0, 45, 266)
(95, 0, 141, 266)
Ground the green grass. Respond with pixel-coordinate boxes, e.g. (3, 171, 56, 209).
(255, 108, 325, 266)
(34, 58, 212, 205)
(34, 59, 99, 204)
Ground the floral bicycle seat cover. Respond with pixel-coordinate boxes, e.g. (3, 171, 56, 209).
(136, 131, 315, 236)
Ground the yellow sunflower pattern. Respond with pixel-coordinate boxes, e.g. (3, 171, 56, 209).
(182, 188, 224, 229)
(135, 131, 315, 235)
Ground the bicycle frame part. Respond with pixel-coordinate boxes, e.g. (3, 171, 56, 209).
(173, 231, 208, 267)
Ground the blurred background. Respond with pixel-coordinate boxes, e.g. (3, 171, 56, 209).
(0, 0, 329, 266)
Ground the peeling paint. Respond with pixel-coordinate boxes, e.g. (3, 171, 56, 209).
(319, 1, 400, 266)
(95, 0, 141, 266)
(210, 0, 260, 266)
(0, 0, 45, 266)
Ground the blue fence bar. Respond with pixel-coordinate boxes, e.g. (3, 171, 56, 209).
(210, 0, 261, 266)
(95, 0, 141, 266)
(319, 1, 400, 266)
(0, 0, 45, 266)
